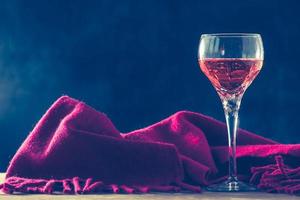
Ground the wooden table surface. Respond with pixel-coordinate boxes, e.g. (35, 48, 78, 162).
(1, 173, 299, 200)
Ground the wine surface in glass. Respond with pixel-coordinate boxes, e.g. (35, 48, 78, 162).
(199, 58, 263, 97)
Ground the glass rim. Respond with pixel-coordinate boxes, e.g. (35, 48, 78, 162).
(201, 33, 261, 38)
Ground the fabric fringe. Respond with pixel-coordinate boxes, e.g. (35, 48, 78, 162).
(250, 155, 300, 194)
(0, 177, 201, 194)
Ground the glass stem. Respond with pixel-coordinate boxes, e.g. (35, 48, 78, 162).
(222, 96, 242, 182)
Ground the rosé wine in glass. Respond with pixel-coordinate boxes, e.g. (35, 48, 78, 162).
(198, 33, 264, 192)
(199, 58, 263, 98)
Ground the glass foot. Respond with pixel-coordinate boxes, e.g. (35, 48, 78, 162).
(206, 179, 257, 192)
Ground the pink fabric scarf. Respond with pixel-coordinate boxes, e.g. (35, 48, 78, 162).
(1, 96, 300, 195)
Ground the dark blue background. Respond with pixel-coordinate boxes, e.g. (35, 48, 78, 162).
(0, 0, 299, 170)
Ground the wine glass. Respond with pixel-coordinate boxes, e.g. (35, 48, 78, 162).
(198, 33, 264, 192)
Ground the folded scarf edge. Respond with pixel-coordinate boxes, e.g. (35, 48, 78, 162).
(250, 155, 300, 195)
(0, 176, 201, 194)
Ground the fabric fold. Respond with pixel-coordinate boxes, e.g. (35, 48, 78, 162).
(250, 155, 300, 194)
(1, 95, 299, 195)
